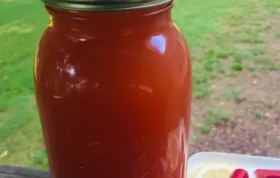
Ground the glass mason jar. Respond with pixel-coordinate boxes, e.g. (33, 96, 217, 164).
(34, 0, 192, 177)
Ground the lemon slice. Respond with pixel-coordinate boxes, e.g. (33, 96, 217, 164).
(191, 162, 236, 178)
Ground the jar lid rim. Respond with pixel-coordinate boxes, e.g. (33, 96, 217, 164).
(42, 0, 172, 11)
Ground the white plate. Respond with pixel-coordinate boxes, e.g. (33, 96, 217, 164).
(187, 152, 280, 178)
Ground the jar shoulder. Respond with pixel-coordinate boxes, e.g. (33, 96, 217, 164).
(34, 22, 191, 98)
(35, 22, 191, 86)
(37, 22, 190, 64)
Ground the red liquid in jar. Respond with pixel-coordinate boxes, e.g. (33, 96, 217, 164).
(34, 3, 191, 178)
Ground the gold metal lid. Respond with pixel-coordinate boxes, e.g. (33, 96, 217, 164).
(43, 0, 172, 11)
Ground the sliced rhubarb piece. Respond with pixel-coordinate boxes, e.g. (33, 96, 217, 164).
(230, 168, 249, 178)
(255, 169, 280, 178)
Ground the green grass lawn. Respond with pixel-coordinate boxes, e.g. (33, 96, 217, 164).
(0, 0, 279, 170)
